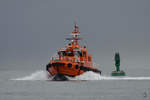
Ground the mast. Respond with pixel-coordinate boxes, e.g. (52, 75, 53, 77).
(66, 24, 82, 45)
(72, 24, 80, 45)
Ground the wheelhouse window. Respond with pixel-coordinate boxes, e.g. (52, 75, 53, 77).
(74, 51, 82, 57)
(59, 51, 67, 56)
(67, 51, 73, 56)
(59, 51, 82, 57)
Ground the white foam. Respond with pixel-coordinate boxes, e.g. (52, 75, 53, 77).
(72, 71, 150, 80)
(68, 71, 102, 80)
(12, 70, 150, 81)
(12, 70, 50, 80)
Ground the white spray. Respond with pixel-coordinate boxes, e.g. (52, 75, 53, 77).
(12, 70, 150, 81)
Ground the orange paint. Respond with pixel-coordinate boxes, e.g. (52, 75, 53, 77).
(46, 24, 101, 77)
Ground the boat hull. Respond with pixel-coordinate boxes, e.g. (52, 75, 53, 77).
(46, 61, 101, 80)
(52, 74, 68, 81)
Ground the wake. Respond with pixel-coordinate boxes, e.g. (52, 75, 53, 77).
(11, 70, 150, 81)
(12, 70, 50, 80)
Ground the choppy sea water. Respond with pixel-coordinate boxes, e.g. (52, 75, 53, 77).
(0, 70, 150, 100)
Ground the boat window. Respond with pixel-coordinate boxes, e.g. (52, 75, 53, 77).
(62, 51, 67, 56)
(67, 51, 73, 56)
(59, 51, 66, 56)
(74, 51, 82, 56)
(60, 51, 82, 57)
(83, 51, 86, 56)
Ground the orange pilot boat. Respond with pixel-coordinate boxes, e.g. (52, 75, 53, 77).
(46, 24, 101, 80)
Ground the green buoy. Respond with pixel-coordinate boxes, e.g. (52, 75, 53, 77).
(111, 52, 126, 76)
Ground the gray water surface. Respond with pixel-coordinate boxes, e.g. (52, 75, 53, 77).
(0, 70, 150, 100)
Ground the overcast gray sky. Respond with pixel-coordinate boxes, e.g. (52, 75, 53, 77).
(0, 0, 150, 75)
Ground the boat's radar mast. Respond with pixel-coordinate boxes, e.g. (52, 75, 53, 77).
(66, 24, 82, 45)
(72, 24, 80, 34)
